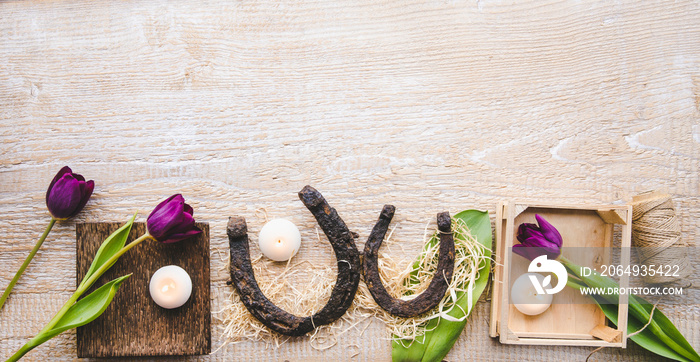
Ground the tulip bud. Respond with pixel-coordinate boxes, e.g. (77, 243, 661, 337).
(513, 214, 563, 260)
(46, 166, 94, 220)
(146, 194, 201, 243)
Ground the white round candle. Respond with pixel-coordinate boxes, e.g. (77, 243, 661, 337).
(511, 273, 553, 316)
(258, 218, 302, 261)
(149, 265, 192, 309)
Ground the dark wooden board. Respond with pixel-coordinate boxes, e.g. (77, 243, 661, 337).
(76, 222, 210, 357)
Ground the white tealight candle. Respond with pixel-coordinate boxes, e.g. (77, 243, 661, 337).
(149, 265, 192, 309)
(511, 273, 553, 316)
(258, 218, 302, 261)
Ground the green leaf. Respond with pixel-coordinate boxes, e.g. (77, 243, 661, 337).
(626, 294, 700, 362)
(392, 210, 492, 362)
(565, 265, 700, 362)
(603, 302, 696, 362)
(78, 213, 136, 291)
(26, 275, 131, 350)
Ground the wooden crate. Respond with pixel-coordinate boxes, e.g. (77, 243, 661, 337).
(489, 202, 632, 347)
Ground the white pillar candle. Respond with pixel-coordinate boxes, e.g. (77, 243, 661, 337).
(149, 265, 192, 309)
(511, 273, 553, 316)
(258, 218, 302, 261)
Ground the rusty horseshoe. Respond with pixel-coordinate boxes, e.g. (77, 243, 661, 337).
(362, 205, 455, 318)
(227, 185, 362, 336)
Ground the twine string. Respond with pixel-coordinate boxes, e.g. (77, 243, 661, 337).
(631, 192, 692, 284)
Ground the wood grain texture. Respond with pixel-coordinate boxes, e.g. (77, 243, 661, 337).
(76, 222, 210, 357)
(0, 0, 699, 360)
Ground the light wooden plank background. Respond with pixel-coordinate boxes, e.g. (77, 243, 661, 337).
(1, 0, 699, 360)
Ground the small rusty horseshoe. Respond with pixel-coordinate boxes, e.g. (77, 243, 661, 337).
(228, 185, 362, 336)
(362, 205, 455, 317)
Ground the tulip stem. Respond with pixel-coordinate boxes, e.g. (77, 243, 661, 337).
(38, 232, 153, 335)
(8, 228, 153, 361)
(0, 218, 56, 312)
(5, 342, 33, 362)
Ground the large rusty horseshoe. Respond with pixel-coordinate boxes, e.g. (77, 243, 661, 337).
(362, 205, 455, 318)
(227, 185, 362, 336)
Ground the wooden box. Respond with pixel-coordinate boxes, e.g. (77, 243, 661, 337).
(489, 202, 632, 347)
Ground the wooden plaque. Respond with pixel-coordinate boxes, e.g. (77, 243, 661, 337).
(76, 222, 211, 357)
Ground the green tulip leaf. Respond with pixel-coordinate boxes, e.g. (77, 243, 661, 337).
(603, 302, 695, 362)
(79, 213, 136, 291)
(392, 210, 492, 362)
(26, 274, 131, 350)
(626, 294, 700, 362)
(566, 268, 700, 362)
(7, 216, 143, 361)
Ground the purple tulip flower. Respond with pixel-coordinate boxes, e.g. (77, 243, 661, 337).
(513, 214, 563, 261)
(146, 194, 201, 243)
(46, 166, 95, 220)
